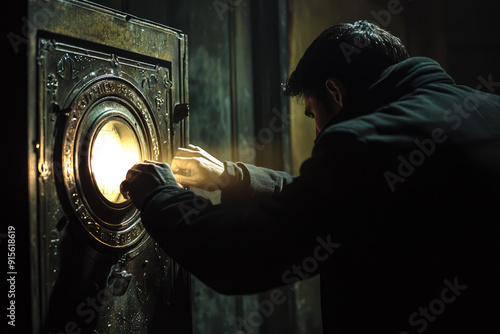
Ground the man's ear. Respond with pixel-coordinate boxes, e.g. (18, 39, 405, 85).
(325, 78, 345, 108)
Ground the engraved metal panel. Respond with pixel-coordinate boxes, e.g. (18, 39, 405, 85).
(29, 2, 191, 333)
(38, 39, 171, 248)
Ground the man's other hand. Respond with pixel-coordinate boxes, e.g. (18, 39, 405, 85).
(171, 144, 225, 190)
(120, 161, 180, 210)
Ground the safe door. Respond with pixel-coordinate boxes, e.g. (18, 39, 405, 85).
(29, 1, 191, 333)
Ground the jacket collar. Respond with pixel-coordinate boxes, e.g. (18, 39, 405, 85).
(315, 57, 455, 143)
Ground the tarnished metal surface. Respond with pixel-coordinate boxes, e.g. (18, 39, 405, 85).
(28, 1, 191, 333)
(30, 0, 183, 62)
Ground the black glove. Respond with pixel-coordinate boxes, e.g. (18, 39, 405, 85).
(120, 161, 180, 210)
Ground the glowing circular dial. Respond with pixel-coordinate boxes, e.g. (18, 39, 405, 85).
(91, 118, 141, 204)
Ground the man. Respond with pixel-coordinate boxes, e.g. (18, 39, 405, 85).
(121, 21, 500, 333)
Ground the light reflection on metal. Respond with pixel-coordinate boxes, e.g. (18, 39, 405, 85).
(62, 77, 152, 248)
(91, 118, 141, 204)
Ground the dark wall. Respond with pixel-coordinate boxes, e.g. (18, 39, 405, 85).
(399, 0, 500, 89)
(443, 0, 500, 89)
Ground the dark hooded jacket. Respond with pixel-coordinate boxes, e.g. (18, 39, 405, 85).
(142, 57, 500, 333)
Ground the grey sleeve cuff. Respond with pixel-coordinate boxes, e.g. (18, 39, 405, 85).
(220, 161, 294, 208)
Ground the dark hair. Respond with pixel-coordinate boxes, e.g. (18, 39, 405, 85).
(284, 20, 409, 100)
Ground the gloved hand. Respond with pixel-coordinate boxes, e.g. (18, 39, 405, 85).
(120, 160, 180, 210)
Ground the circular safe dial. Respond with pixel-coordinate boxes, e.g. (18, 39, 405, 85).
(62, 77, 161, 248)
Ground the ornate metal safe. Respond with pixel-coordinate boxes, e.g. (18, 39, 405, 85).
(27, 1, 191, 333)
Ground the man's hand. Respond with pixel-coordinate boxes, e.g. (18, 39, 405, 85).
(171, 144, 225, 190)
(120, 160, 180, 210)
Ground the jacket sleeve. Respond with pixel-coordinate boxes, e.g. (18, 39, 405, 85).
(220, 161, 295, 209)
(140, 130, 365, 295)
